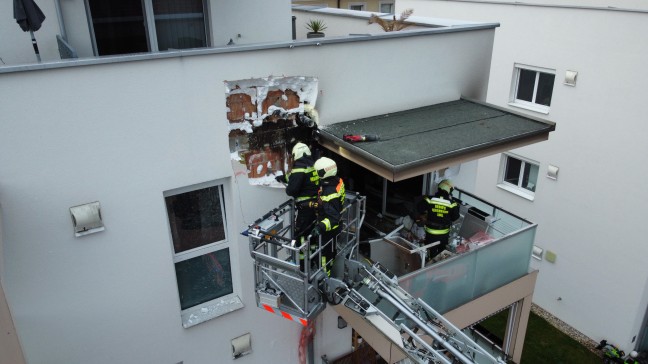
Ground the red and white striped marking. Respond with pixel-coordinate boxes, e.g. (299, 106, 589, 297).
(261, 304, 308, 326)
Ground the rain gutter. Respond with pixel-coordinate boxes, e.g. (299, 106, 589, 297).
(433, 0, 648, 13)
(54, 0, 67, 40)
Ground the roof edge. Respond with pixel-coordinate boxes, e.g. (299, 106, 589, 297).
(317, 98, 556, 182)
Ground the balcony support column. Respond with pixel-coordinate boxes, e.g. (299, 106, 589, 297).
(504, 294, 534, 363)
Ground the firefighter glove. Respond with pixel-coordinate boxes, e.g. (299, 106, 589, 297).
(311, 226, 321, 237)
(275, 175, 286, 183)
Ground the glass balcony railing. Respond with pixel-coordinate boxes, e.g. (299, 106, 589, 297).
(372, 189, 537, 314)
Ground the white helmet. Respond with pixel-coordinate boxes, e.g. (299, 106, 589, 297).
(438, 179, 454, 194)
(314, 157, 337, 179)
(292, 142, 311, 160)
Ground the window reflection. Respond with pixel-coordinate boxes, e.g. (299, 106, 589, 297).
(165, 186, 225, 253)
(174, 249, 233, 310)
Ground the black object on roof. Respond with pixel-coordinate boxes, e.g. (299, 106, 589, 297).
(317, 98, 556, 182)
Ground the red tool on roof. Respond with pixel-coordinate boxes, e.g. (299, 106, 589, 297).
(343, 134, 380, 143)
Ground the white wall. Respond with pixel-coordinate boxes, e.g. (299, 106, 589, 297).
(0, 0, 60, 65)
(0, 28, 494, 364)
(210, 0, 292, 46)
(60, 0, 94, 59)
(0, 0, 292, 65)
(400, 0, 648, 352)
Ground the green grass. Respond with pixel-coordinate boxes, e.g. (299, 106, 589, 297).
(479, 310, 602, 364)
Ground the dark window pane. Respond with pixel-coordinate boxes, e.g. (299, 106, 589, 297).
(536, 72, 555, 106)
(154, 0, 206, 51)
(522, 163, 539, 192)
(516, 69, 536, 102)
(175, 249, 233, 310)
(156, 18, 206, 50)
(380, 4, 394, 13)
(521, 163, 531, 190)
(504, 157, 522, 186)
(153, 0, 203, 14)
(88, 0, 148, 55)
(165, 186, 226, 253)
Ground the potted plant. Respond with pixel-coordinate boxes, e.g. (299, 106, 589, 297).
(305, 19, 327, 38)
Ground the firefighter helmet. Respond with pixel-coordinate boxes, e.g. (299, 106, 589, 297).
(438, 179, 454, 194)
(292, 142, 311, 160)
(314, 157, 337, 179)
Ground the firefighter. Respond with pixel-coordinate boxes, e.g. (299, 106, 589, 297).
(276, 142, 319, 247)
(310, 157, 345, 276)
(417, 179, 460, 261)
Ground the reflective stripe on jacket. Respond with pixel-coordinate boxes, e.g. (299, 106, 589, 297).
(421, 195, 459, 235)
(317, 177, 345, 232)
(286, 156, 319, 201)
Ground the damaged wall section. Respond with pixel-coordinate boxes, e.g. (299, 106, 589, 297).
(226, 76, 319, 186)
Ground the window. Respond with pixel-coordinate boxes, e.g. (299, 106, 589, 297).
(509, 64, 555, 114)
(379, 2, 394, 13)
(164, 180, 242, 328)
(349, 2, 366, 11)
(87, 0, 208, 56)
(497, 154, 539, 200)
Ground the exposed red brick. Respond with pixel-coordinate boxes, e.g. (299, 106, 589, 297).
(261, 90, 301, 116)
(227, 93, 256, 122)
(244, 147, 285, 179)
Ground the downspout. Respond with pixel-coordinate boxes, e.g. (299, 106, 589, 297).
(54, 0, 67, 40)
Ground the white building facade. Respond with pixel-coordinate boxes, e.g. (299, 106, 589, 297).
(0, 2, 521, 363)
(400, 0, 648, 354)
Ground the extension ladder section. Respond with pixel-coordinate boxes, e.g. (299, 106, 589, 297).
(336, 261, 507, 364)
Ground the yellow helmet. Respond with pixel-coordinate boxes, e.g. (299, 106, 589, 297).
(292, 142, 311, 160)
(314, 157, 337, 179)
(438, 179, 454, 194)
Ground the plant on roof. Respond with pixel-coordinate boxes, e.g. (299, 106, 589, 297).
(305, 19, 327, 33)
(369, 8, 414, 32)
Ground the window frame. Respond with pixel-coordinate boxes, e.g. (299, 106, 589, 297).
(497, 153, 539, 201)
(85, 0, 210, 56)
(164, 179, 243, 328)
(348, 2, 367, 11)
(508, 64, 555, 114)
(379, 1, 395, 13)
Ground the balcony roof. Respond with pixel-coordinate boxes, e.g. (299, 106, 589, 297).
(317, 98, 556, 182)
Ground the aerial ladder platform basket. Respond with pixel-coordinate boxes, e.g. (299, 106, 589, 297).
(244, 192, 366, 326)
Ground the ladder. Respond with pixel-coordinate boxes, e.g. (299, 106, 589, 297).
(244, 194, 506, 363)
(334, 261, 507, 364)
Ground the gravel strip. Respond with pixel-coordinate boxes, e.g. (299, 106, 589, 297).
(531, 304, 603, 358)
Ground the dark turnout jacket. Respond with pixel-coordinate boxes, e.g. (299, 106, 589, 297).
(285, 156, 319, 202)
(316, 177, 345, 232)
(417, 191, 460, 233)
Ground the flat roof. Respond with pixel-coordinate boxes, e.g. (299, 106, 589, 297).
(317, 98, 556, 182)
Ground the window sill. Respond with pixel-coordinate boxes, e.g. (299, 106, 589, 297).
(508, 101, 550, 115)
(181, 295, 244, 328)
(497, 184, 535, 201)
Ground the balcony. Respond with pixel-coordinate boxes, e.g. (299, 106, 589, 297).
(357, 188, 538, 362)
(389, 189, 535, 313)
